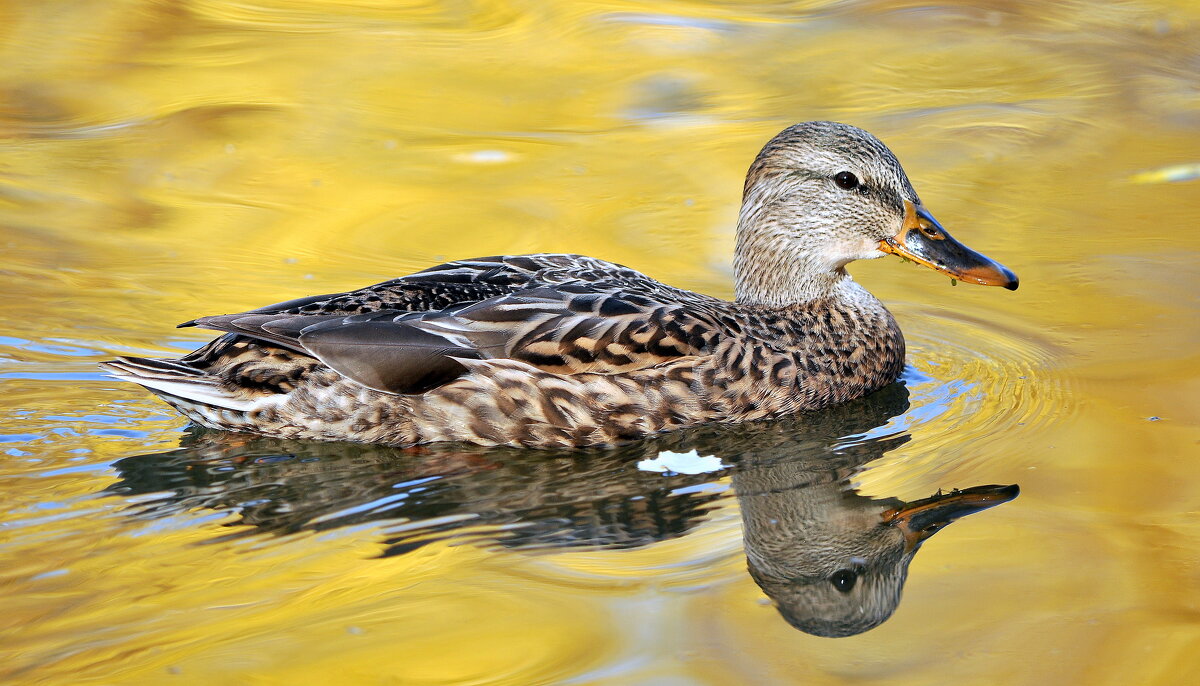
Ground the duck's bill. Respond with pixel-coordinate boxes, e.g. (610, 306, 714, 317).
(880, 201, 1019, 290)
(883, 484, 1020, 552)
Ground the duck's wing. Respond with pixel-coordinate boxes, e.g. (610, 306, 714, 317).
(182, 257, 729, 395)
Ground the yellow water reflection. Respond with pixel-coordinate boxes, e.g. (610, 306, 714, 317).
(1, 0, 1199, 684)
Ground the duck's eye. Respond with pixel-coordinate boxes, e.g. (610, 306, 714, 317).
(834, 171, 859, 190)
(830, 569, 858, 593)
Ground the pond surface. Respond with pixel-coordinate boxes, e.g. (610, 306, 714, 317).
(2, 1, 1199, 684)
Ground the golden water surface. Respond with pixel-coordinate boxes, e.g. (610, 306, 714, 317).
(2, 1, 1199, 684)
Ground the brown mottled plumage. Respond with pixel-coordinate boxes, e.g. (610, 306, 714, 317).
(103, 122, 1017, 448)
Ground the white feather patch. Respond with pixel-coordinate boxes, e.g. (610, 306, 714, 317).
(109, 374, 257, 411)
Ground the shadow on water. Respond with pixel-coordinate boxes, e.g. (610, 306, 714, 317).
(105, 382, 1017, 637)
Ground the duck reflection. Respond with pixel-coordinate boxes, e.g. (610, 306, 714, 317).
(737, 463, 1016, 637)
(106, 382, 1016, 636)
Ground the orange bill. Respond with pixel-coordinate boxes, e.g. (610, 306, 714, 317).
(880, 201, 1019, 290)
(882, 483, 1020, 552)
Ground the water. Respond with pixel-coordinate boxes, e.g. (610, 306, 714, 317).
(2, 1, 1198, 683)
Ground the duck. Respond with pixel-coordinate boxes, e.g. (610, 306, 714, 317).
(103, 121, 1018, 449)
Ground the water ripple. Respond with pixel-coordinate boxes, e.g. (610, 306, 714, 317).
(863, 307, 1073, 485)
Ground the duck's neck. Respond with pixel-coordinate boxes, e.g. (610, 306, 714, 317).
(732, 197, 851, 306)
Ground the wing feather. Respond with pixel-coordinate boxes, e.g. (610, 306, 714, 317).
(180, 255, 728, 395)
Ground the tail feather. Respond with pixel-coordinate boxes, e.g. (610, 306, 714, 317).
(102, 356, 255, 412)
(103, 355, 205, 378)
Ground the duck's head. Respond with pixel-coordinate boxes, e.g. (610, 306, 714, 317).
(733, 121, 1018, 305)
(743, 483, 1019, 637)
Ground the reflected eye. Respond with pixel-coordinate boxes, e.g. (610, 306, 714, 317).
(834, 171, 859, 190)
(830, 569, 858, 593)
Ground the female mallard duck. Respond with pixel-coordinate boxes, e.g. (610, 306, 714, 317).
(104, 121, 1017, 448)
